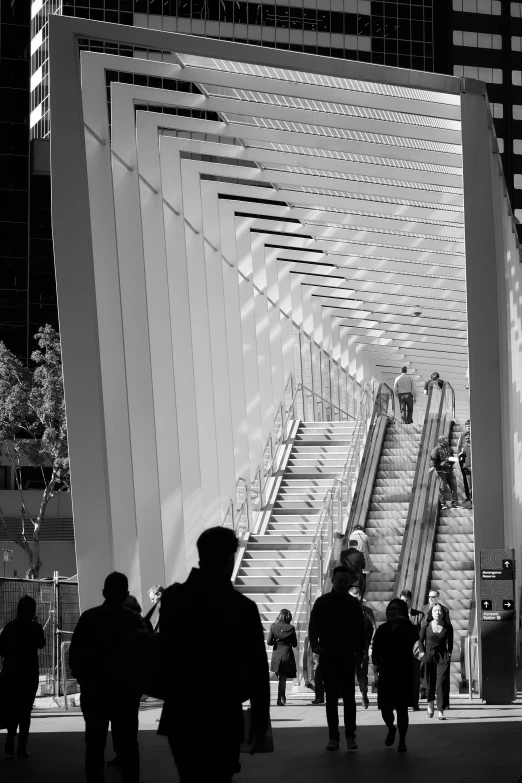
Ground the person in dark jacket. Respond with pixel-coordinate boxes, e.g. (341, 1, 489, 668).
(418, 603, 454, 720)
(0, 595, 45, 758)
(267, 608, 297, 706)
(424, 372, 444, 395)
(429, 435, 461, 510)
(340, 539, 367, 596)
(308, 565, 366, 752)
(69, 571, 144, 783)
(158, 526, 270, 783)
(349, 586, 375, 709)
(458, 424, 472, 504)
(420, 589, 451, 624)
(372, 598, 418, 753)
(399, 589, 424, 710)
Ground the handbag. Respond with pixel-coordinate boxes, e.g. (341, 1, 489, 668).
(413, 641, 424, 662)
(240, 707, 274, 754)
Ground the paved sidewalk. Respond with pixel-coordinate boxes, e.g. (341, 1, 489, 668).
(2, 694, 522, 783)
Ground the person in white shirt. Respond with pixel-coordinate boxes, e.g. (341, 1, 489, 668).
(393, 366, 416, 424)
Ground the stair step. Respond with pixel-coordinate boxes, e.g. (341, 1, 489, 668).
(431, 561, 474, 572)
(238, 567, 312, 578)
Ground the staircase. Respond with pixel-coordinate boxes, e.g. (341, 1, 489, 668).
(364, 423, 423, 624)
(234, 420, 357, 678)
(428, 421, 474, 691)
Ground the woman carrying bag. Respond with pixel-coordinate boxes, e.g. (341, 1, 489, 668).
(267, 609, 297, 706)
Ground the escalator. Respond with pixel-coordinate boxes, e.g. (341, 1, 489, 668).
(427, 421, 474, 691)
(365, 423, 423, 624)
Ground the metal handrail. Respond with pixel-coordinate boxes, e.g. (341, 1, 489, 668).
(300, 383, 357, 423)
(291, 384, 379, 682)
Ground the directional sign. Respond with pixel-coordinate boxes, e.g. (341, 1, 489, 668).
(2, 549, 12, 562)
(482, 599, 493, 610)
(503, 600, 514, 610)
(482, 610, 515, 622)
(502, 559, 514, 570)
(481, 568, 515, 581)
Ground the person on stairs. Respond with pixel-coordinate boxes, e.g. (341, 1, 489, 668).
(0, 595, 45, 758)
(349, 586, 376, 709)
(417, 604, 453, 720)
(340, 539, 367, 597)
(394, 366, 416, 424)
(429, 435, 461, 510)
(372, 598, 418, 753)
(267, 609, 297, 706)
(309, 566, 366, 752)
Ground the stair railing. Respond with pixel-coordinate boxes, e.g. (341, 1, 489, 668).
(291, 383, 389, 684)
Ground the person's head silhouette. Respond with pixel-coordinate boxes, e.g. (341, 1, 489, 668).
(102, 571, 129, 604)
(17, 595, 37, 621)
(197, 526, 239, 578)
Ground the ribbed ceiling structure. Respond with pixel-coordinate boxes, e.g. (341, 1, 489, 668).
(49, 17, 488, 602)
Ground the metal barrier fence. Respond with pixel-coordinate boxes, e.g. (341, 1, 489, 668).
(0, 574, 79, 696)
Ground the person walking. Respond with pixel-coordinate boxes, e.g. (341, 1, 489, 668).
(267, 609, 297, 706)
(310, 653, 325, 705)
(308, 565, 366, 752)
(0, 595, 45, 758)
(424, 372, 444, 395)
(417, 604, 454, 720)
(69, 572, 144, 783)
(429, 435, 461, 510)
(399, 589, 424, 710)
(350, 525, 373, 574)
(340, 538, 367, 597)
(348, 586, 376, 709)
(420, 589, 451, 625)
(371, 598, 419, 753)
(158, 527, 270, 782)
(394, 366, 416, 424)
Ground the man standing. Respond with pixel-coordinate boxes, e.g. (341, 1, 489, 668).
(145, 584, 164, 631)
(457, 421, 472, 505)
(309, 566, 366, 752)
(399, 589, 424, 710)
(340, 539, 367, 597)
(429, 435, 461, 510)
(394, 366, 416, 424)
(69, 572, 144, 783)
(420, 589, 451, 624)
(424, 372, 444, 395)
(158, 527, 270, 782)
(348, 586, 376, 709)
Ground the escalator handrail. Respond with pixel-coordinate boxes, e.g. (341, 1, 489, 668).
(394, 380, 455, 604)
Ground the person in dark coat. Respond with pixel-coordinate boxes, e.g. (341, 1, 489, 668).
(349, 586, 375, 709)
(0, 595, 45, 758)
(399, 589, 424, 710)
(372, 598, 418, 753)
(340, 539, 367, 597)
(420, 589, 451, 624)
(267, 609, 297, 706)
(418, 603, 454, 720)
(69, 571, 144, 783)
(429, 435, 461, 510)
(158, 526, 270, 783)
(308, 565, 366, 752)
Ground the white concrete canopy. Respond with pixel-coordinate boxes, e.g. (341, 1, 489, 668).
(48, 16, 522, 610)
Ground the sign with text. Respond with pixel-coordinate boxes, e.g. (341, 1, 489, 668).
(480, 549, 516, 704)
(2, 549, 12, 562)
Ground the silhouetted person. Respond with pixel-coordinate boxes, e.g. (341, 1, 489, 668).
(158, 526, 270, 782)
(372, 599, 418, 753)
(349, 586, 375, 709)
(309, 566, 366, 752)
(458, 422, 472, 504)
(267, 609, 297, 706)
(340, 539, 366, 596)
(418, 604, 454, 720)
(399, 589, 424, 710)
(69, 572, 144, 783)
(0, 595, 45, 758)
